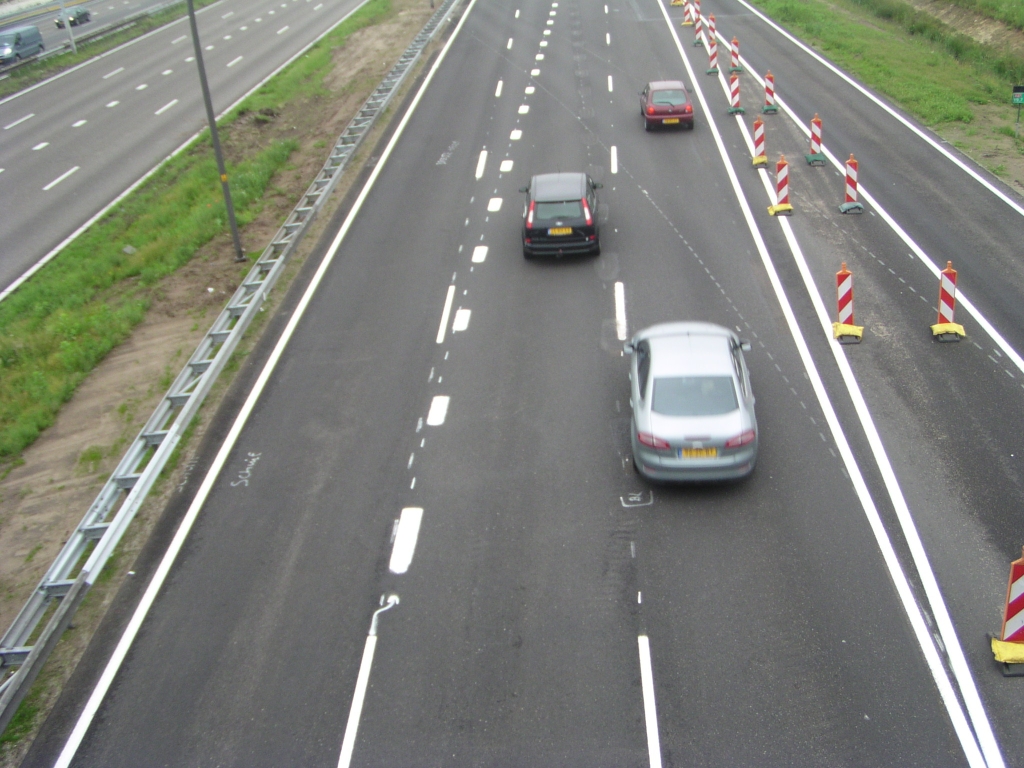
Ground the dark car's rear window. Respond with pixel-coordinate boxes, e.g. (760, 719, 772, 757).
(652, 89, 687, 106)
(652, 376, 737, 416)
(536, 200, 583, 220)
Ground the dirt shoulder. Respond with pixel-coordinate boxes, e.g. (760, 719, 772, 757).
(0, 0, 442, 762)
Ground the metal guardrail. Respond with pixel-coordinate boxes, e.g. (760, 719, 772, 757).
(0, 0, 460, 732)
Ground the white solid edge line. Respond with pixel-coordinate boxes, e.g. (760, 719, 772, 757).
(657, 6, 989, 766)
(336, 634, 377, 768)
(614, 281, 626, 341)
(436, 285, 456, 343)
(475, 149, 487, 180)
(52, 0, 475, 763)
(0, 0, 374, 304)
(388, 507, 424, 574)
(724, 47, 1005, 768)
(730, 0, 1024, 219)
(637, 636, 663, 768)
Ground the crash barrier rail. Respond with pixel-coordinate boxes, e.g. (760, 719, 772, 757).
(0, 0, 459, 732)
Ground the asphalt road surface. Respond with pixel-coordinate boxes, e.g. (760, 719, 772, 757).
(0, 0, 369, 295)
(21, 0, 1024, 765)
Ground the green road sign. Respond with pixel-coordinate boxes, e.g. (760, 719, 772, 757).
(1014, 86, 1024, 105)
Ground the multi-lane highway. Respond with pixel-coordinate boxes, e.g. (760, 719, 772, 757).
(19, 0, 1024, 765)
(0, 0, 369, 296)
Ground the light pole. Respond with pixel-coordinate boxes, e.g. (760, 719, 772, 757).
(57, 0, 77, 54)
(186, 0, 246, 262)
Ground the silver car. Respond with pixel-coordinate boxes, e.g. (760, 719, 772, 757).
(625, 322, 757, 481)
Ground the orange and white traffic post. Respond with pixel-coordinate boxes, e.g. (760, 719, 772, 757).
(832, 263, 863, 343)
(762, 71, 778, 114)
(805, 113, 825, 165)
(678, 0, 692, 21)
(751, 117, 767, 167)
(729, 36, 743, 73)
(992, 547, 1024, 674)
(693, 1, 704, 46)
(767, 155, 793, 216)
(728, 73, 744, 115)
(706, 14, 718, 74)
(931, 261, 965, 341)
(839, 154, 864, 214)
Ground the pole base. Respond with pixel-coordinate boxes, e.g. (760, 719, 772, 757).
(762, 105, 778, 114)
(832, 323, 863, 343)
(706, 67, 718, 75)
(805, 153, 826, 166)
(728, 107, 745, 114)
(752, 155, 767, 167)
(730, 66, 744, 74)
(768, 203, 793, 216)
(931, 322, 965, 341)
(693, 40, 704, 47)
(991, 637, 1024, 675)
(839, 201, 864, 214)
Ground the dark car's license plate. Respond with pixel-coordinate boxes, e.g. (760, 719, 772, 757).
(548, 227, 573, 235)
(663, 118, 680, 124)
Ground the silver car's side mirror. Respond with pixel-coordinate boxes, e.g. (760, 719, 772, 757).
(623, 342, 635, 354)
(740, 340, 752, 352)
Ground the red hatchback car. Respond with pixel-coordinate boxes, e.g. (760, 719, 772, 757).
(640, 80, 694, 131)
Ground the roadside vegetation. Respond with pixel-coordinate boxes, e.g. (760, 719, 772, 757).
(0, 0, 394, 472)
(944, 0, 1024, 32)
(748, 0, 1024, 125)
(0, 0, 222, 99)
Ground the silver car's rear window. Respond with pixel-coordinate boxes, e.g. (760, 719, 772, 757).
(652, 376, 738, 416)
(536, 200, 582, 220)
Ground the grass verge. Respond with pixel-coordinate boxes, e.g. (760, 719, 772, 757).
(0, 0, 394, 469)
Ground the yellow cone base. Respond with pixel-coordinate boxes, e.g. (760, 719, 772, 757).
(681, 20, 693, 25)
(752, 155, 767, 167)
(931, 322, 965, 341)
(992, 637, 1024, 676)
(767, 203, 793, 216)
(832, 323, 863, 343)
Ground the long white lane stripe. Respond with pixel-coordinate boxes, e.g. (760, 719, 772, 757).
(43, 166, 79, 191)
(637, 636, 663, 768)
(731, 0, 1024, 219)
(336, 635, 377, 768)
(728, 49, 1006, 768)
(52, 0, 477, 762)
(659, 7, 989, 767)
(227, 56, 243, 67)
(607, 74, 613, 92)
(154, 99, 178, 115)
(436, 285, 456, 343)
(614, 281, 626, 341)
(3, 113, 33, 130)
(495, 79, 503, 97)
(610, 145, 618, 175)
(475, 150, 487, 180)
(389, 507, 423, 574)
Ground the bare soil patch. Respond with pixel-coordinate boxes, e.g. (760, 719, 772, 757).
(0, 0, 438, 762)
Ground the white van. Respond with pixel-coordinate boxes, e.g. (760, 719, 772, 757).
(0, 25, 44, 66)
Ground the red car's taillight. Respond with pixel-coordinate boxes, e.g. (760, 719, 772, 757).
(683, 104, 692, 113)
(582, 198, 593, 226)
(526, 200, 535, 229)
(725, 430, 756, 448)
(637, 432, 671, 449)
(646, 105, 655, 115)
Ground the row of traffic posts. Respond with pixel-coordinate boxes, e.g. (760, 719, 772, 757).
(671, 0, 1023, 678)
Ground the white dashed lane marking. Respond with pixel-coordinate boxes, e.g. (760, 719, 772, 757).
(389, 508, 424, 574)
(510, 129, 522, 140)
(43, 166, 79, 191)
(452, 308, 471, 332)
(426, 396, 450, 426)
(507, 37, 513, 49)
(155, 99, 178, 115)
(519, 104, 530, 113)
(487, 198, 502, 212)
(499, 160, 513, 173)
(472, 245, 488, 263)
(228, 56, 243, 67)
(3, 113, 34, 130)
(611, 146, 618, 174)
(102, 67, 124, 79)
(495, 79, 503, 97)
(475, 150, 487, 180)
(72, 120, 86, 127)
(436, 285, 456, 344)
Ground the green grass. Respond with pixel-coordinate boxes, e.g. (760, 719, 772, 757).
(749, 0, 1023, 124)
(945, 0, 1024, 32)
(0, 0, 398, 466)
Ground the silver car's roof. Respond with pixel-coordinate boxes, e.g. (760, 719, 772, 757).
(649, 334, 733, 378)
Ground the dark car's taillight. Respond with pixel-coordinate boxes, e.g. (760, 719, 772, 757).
(582, 198, 593, 226)
(646, 105, 655, 115)
(525, 200, 535, 229)
(684, 104, 692, 113)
